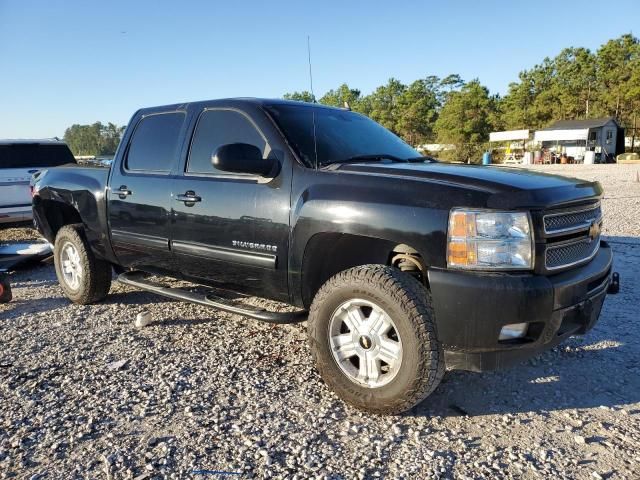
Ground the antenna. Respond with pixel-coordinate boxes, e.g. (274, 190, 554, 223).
(307, 35, 319, 169)
(307, 35, 315, 103)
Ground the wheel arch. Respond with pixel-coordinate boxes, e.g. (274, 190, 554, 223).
(33, 197, 83, 243)
(299, 232, 426, 308)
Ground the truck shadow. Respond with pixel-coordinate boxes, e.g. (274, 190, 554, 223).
(0, 288, 175, 321)
(411, 339, 636, 417)
(103, 290, 175, 306)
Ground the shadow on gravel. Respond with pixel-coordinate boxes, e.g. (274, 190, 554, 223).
(159, 317, 218, 327)
(9, 278, 59, 288)
(0, 285, 175, 320)
(410, 342, 636, 418)
(103, 290, 175, 306)
(0, 296, 71, 319)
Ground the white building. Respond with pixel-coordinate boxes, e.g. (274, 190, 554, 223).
(534, 117, 622, 162)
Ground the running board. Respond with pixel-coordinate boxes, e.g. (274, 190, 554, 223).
(117, 271, 307, 324)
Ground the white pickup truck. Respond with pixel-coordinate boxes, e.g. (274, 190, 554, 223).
(0, 140, 76, 225)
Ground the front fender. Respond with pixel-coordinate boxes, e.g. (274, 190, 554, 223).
(288, 170, 450, 306)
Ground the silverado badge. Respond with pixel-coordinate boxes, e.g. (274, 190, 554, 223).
(232, 240, 277, 253)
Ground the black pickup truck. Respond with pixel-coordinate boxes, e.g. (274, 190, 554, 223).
(32, 99, 618, 414)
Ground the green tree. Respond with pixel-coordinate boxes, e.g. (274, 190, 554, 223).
(438, 74, 465, 103)
(319, 83, 361, 108)
(500, 57, 559, 130)
(365, 78, 407, 133)
(595, 34, 639, 124)
(282, 91, 316, 103)
(553, 47, 597, 119)
(396, 79, 440, 145)
(500, 75, 535, 130)
(435, 80, 497, 163)
(63, 122, 125, 156)
(626, 45, 640, 149)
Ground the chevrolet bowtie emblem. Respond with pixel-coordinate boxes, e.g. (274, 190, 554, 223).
(588, 220, 601, 241)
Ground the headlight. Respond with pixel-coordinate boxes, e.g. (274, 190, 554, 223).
(447, 209, 533, 270)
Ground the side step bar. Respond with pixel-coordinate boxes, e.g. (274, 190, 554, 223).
(117, 271, 307, 324)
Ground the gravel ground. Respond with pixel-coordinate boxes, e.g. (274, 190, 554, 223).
(1, 164, 639, 479)
(0, 227, 40, 243)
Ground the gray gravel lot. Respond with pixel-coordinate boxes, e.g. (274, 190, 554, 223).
(1, 164, 639, 479)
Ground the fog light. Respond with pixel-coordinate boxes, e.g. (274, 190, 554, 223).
(499, 323, 528, 341)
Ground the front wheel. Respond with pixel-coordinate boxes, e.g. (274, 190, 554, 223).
(308, 265, 444, 414)
(53, 225, 112, 304)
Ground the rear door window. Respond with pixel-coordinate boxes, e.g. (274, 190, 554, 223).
(0, 144, 76, 169)
(126, 112, 185, 172)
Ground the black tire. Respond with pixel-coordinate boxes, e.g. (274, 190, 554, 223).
(53, 224, 112, 304)
(308, 265, 444, 414)
(0, 275, 12, 303)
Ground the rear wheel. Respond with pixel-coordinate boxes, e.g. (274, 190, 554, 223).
(308, 265, 444, 414)
(54, 225, 112, 304)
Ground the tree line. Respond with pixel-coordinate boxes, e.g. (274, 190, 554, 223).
(284, 34, 640, 162)
(63, 122, 125, 157)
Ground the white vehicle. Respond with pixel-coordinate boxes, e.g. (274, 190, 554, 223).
(0, 140, 76, 225)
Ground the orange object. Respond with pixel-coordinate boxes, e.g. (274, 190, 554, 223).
(448, 242, 473, 266)
(449, 211, 476, 237)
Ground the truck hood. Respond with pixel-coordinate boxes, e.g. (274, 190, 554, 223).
(337, 162, 602, 209)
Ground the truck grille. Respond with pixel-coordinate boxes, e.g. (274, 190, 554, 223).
(540, 202, 602, 272)
(545, 238, 600, 270)
(543, 204, 602, 235)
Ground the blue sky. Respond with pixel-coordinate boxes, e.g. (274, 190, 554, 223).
(1, 0, 638, 138)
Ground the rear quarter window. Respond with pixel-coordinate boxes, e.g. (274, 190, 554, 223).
(0, 144, 76, 169)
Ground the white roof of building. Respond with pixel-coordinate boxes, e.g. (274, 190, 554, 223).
(534, 129, 589, 142)
(489, 130, 530, 142)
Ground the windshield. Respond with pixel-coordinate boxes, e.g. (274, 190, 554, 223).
(265, 103, 420, 167)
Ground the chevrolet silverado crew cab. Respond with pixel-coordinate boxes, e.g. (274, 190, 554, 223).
(32, 99, 619, 414)
(0, 139, 75, 225)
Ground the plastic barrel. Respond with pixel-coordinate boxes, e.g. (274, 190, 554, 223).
(482, 152, 491, 165)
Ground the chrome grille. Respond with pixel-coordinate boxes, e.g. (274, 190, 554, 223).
(545, 238, 599, 270)
(544, 204, 602, 235)
(541, 202, 602, 271)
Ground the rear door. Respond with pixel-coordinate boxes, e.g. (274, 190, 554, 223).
(170, 107, 290, 301)
(108, 111, 186, 271)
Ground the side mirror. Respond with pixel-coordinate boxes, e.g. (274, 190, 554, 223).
(212, 143, 276, 176)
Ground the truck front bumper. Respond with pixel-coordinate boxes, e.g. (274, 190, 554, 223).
(428, 241, 615, 372)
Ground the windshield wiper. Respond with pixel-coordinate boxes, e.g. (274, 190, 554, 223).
(407, 155, 438, 163)
(321, 154, 406, 167)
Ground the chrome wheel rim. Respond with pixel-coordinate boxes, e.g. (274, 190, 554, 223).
(60, 241, 82, 290)
(328, 298, 403, 388)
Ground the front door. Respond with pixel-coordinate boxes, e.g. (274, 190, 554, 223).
(170, 108, 290, 301)
(108, 111, 186, 271)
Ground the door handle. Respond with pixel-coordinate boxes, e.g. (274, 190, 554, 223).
(176, 191, 201, 204)
(111, 185, 132, 198)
